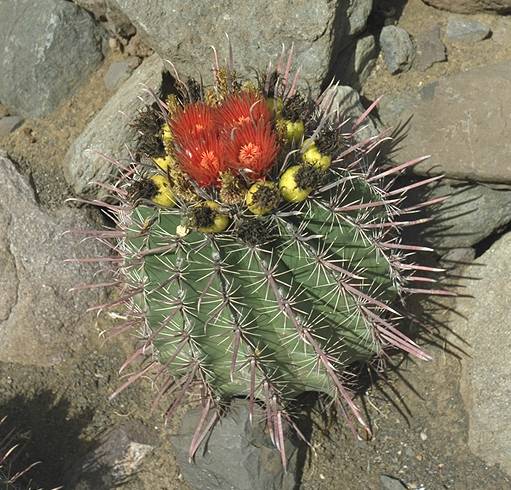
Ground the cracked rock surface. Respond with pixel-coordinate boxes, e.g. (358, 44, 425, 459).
(0, 152, 106, 366)
(0, 0, 104, 117)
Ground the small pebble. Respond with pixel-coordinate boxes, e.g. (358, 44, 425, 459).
(108, 37, 119, 50)
(420, 431, 428, 441)
(380, 474, 408, 490)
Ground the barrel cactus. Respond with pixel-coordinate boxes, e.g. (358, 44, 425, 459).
(76, 46, 447, 464)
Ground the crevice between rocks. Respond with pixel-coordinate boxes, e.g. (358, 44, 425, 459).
(473, 222, 511, 259)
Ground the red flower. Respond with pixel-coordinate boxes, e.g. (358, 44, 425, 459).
(171, 103, 216, 145)
(216, 92, 272, 131)
(176, 134, 226, 187)
(224, 120, 278, 179)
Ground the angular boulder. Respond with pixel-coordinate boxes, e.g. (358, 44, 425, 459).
(0, 0, 104, 117)
(172, 399, 306, 490)
(112, 0, 373, 92)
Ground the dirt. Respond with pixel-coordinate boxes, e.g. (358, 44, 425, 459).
(1, 1, 511, 489)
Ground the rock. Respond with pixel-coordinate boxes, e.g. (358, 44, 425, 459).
(413, 24, 447, 71)
(172, 399, 305, 490)
(103, 57, 141, 91)
(380, 475, 408, 490)
(113, 0, 372, 93)
(446, 16, 491, 42)
(334, 34, 378, 89)
(356, 36, 378, 83)
(65, 422, 157, 488)
(427, 182, 511, 249)
(73, 0, 136, 38)
(0, 0, 104, 118)
(439, 247, 475, 266)
(65, 54, 165, 197)
(422, 0, 511, 14)
(378, 61, 511, 183)
(0, 152, 105, 366)
(0, 116, 24, 137)
(453, 232, 511, 476)
(321, 85, 380, 143)
(345, 0, 374, 36)
(379, 26, 415, 74)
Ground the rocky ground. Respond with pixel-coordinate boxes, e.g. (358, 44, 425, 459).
(0, 0, 510, 489)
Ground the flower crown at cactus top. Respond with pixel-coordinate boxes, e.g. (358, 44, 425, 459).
(81, 47, 449, 466)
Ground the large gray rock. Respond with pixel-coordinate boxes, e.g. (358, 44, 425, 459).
(0, 152, 106, 366)
(65, 54, 165, 197)
(453, 233, 511, 476)
(422, 0, 511, 14)
(446, 16, 491, 43)
(380, 475, 408, 490)
(379, 26, 415, 74)
(112, 0, 372, 92)
(0, 0, 104, 118)
(379, 61, 511, 183)
(172, 399, 304, 490)
(427, 182, 511, 249)
(334, 34, 377, 89)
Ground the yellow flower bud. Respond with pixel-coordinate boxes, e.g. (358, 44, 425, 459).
(195, 201, 230, 233)
(150, 174, 174, 207)
(284, 120, 304, 144)
(302, 141, 332, 170)
(279, 166, 312, 203)
(161, 123, 173, 149)
(245, 181, 280, 215)
(153, 155, 175, 172)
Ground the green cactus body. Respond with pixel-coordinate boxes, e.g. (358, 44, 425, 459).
(122, 172, 408, 401)
(85, 47, 443, 462)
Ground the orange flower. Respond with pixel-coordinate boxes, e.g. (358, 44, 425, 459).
(224, 120, 278, 179)
(216, 92, 272, 131)
(171, 102, 216, 145)
(176, 134, 226, 187)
